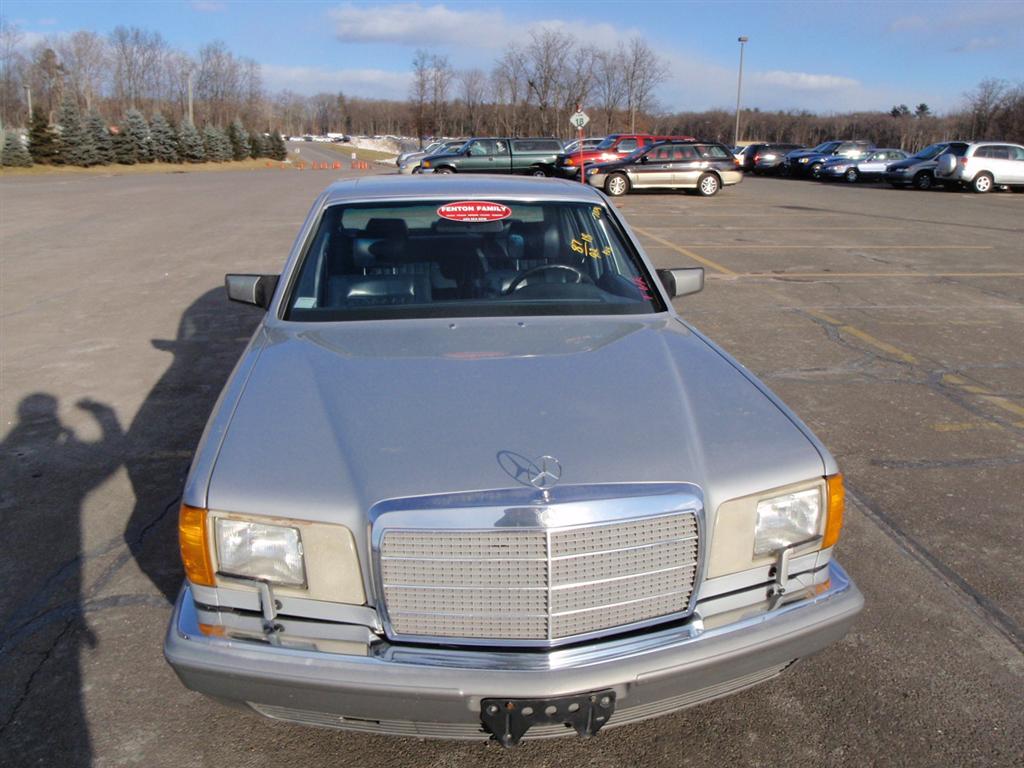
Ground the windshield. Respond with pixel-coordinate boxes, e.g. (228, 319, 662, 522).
(285, 200, 666, 321)
(914, 143, 946, 160)
(811, 141, 841, 153)
(595, 136, 619, 150)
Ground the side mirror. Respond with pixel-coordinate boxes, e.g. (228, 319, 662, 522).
(657, 267, 704, 298)
(639, 155, 649, 164)
(225, 274, 280, 309)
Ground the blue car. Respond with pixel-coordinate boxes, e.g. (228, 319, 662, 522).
(819, 149, 909, 182)
(783, 140, 874, 178)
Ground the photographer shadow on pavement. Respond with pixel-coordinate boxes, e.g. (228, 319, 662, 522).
(0, 394, 122, 765)
(123, 286, 263, 606)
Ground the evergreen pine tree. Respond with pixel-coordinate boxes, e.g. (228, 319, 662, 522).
(269, 130, 287, 161)
(227, 119, 250, 160)
(2, 132, 33, 167)
(27, 107, 59, 165)
(149, 113, 179, 163)
(86, 111, 114, 165)
(113, 126, 136, 164)
(57, 94, 95, 166)
(177, 120, 206, 163)
(249, 131, 266, 159)
(124, 109, 152, 163)
(203, 125, 229, 161)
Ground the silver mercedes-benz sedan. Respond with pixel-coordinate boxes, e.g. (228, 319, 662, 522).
(164, 175, 862, 745)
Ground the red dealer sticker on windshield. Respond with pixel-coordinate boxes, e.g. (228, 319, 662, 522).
(437, 201, 512, 223)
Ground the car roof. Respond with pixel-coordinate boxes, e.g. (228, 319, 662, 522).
(321, 175, 606, 205)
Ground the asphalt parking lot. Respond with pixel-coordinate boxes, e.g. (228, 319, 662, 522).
(1, 164, 1022, 767)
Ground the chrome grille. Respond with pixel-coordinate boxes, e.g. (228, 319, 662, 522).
(379, 512, 699, 643)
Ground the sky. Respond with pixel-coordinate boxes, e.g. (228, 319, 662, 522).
(5, 0, 1024, 114)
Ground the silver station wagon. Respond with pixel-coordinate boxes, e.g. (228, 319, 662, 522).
(164, 176, 862, 745)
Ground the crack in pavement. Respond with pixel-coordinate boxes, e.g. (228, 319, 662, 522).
(846, 482, 1024, 655)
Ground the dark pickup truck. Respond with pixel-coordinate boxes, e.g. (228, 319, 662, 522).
(418, 137, 564, 176)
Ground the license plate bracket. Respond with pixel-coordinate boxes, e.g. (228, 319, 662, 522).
(480, 689, 616, 747)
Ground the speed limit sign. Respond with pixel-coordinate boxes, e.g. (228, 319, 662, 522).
(569, 111, 590, 129)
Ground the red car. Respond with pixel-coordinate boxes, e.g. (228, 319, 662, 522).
(555, 133, 695, 178)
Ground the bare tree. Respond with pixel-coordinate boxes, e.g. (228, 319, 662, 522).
(109, 26, 167, 112)
(27, 44, 65, 121)
(623, 37, 668, 132)
(456, 68, 487, 135)
(594, 46, 627, 134)
(491, 45, 527, 135)
(429, 53, 453, 137)
(409, 49, 431, 145)
(522, 28, 574, 135)
(57, 31, 108, 112)
(0, 17, 28, 126)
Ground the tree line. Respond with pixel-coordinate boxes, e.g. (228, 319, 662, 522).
(2, 92, 287, 168)
(1, 17, 1021, 159)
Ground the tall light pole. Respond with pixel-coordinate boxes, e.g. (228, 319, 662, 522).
(733, 36, 748, 147)
(23, 84, 32, 119)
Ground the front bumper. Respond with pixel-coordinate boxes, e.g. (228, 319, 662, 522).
(165, 561, 862, 739)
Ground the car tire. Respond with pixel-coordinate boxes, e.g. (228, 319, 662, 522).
(971, 172, 993, 193)
(605, 173, 630, 197)
(530, 167, 549, 178)
(810, 162, 824, 179)
(845, 168, 859, 183)
(434, 167, 454, 174)
(696, 173, 720, 197)
(912, 171, 933, 190)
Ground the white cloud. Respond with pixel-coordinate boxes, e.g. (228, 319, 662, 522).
(751, 70, 860, 92)
(262, 64, 412, 99)
(328, 2, 639, 50)
(952, 36, 1005, 53)
(329, 2, 503, 46)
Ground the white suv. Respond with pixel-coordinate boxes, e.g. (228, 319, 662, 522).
(935, 142, 1024, 193)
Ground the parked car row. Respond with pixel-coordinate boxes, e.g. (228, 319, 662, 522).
(731, 138, 1024, 193)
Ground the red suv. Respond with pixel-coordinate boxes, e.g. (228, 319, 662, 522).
(555, 133, 695, 178)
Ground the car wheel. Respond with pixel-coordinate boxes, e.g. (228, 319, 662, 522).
(434, 167, 454, 175)
(605, 173, 630, 197)
(971, 172, 993, 193)
(530, 167, 549, 177)
(912, 171, 933, 190)
(810, 162, 824, 179)
(696, 173, 720, 196)
(845, 168, 859, 183)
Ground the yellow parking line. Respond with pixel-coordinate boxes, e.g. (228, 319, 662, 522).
(631, 226, 737, 276)
(676, 244, 995, 250)
(932, 421, 1024, 432)
(703, 274, 1024, 280)
(805, 310, 919, 364)
(942, 375, 1024, 419)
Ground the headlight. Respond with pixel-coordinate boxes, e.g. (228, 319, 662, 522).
(215, 518, 306, 586)
(798, 157, 810, 163)
(753, 488, 821, 556)
(421, 160, 431, 168)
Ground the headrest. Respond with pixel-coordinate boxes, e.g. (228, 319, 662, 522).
(364, 218, 408, 238)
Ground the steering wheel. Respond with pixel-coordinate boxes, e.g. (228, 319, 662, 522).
(506, 264, 591, 294)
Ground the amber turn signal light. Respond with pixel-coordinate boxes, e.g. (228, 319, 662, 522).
(179, 504, 215, 586)
(822, 474, 845, 550)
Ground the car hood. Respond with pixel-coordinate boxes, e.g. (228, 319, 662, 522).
(786, 149, 824, 161)
(206, 316, 825, 529)
(887, 156, 933, 170)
